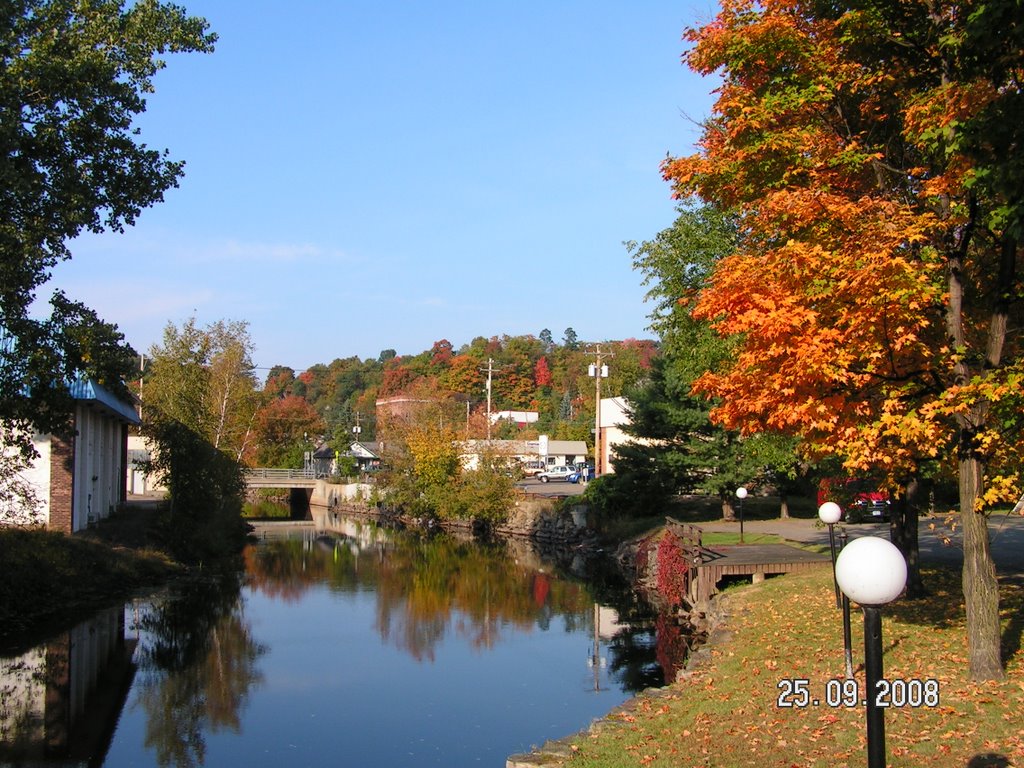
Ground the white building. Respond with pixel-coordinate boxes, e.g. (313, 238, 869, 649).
(14, 379, 139, 533)
(488, 410, 539, 426)
(598, 397, 634, 475)
(458, 435, 589, 472)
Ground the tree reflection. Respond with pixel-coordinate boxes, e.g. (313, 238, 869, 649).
(133, 573, 265, 768)
(247, 529, 593, 662)
(244, 522, 696, 694)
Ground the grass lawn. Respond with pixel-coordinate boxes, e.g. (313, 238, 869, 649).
(595, 494, 820, 544)
(0, 504, 181, 651)
(565, 565, 1024, 767)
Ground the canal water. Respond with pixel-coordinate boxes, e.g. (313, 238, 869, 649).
(1, 513, 693, 767)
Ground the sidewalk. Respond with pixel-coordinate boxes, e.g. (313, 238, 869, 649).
(697, 512, 1024, 577)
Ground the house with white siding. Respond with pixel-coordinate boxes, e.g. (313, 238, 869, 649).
(13, 379, 140, 533)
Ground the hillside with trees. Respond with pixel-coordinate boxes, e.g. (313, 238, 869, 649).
(139, 322, 659, 470)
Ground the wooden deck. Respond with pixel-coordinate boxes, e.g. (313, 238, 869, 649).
(664, 518, 832, 606)
(692, 543, 831, 604)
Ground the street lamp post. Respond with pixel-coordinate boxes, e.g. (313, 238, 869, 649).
(819, 501, 854, 678)
(835, 536, 907, 768)
(735, 487, 747, 543)
(818, 502, 843, 607)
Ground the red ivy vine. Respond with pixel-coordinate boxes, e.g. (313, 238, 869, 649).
(656, 533, 690, 608)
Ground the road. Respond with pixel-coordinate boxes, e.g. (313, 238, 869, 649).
(514, 477, 588, 498)
(698, 512, 1024, 577)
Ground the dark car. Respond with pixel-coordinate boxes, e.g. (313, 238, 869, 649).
(848, 498, 891, 523)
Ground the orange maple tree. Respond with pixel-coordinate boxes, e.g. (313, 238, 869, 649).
(665, 0, 1022, 681)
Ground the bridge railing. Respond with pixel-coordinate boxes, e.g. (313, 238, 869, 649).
(244, 468, 317, 482)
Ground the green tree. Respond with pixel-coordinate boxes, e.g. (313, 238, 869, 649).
(206, 321, 263, 461)
(597, 204, 794, 518)
(597, 356, 765, 519)
(144, 318, 260, 462)
(2, 294, 137, 522)
(562, 327, 579, 350)
(142, 319, 256, 560)
(539, 328, 554, 351)
(1, 0, 214, 453)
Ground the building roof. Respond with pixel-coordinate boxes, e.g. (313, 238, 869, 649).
(459, 439, 531, 455)
(68, 379, 140, 425)
(352, 441, 382, 459)
(545, 439, 588, 455)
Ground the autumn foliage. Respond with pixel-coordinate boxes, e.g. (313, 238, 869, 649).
(570, 566, 1024, 766)
(665, 0, 1022, 680)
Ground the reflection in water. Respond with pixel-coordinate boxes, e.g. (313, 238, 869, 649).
(0, 605, 135, 764)
(248, 514, 690, 692)
(132, 572, 266, 768)
(248, 529, 591, 662)
(3, 513, 698, 767)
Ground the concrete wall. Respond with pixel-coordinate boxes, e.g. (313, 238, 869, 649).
(126, 434, 167, 496)
(15, 433, 54, 525)
(310, 479, 375, 509)
(65, 404, 127, 532)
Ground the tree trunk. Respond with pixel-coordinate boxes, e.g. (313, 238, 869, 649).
(960, 451, 1004, 680)
(779, 489, 790, 519)
(944, 223, 1010, 682)
(890, 477, 924, 598)
(721, 495, 737, 521)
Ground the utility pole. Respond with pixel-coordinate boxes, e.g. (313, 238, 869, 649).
(485, 358, 494, 440)
(587, 344, 611, 476)
(481, 358, 508, 441)
(137, 353, 146, 422)
(351, 411, 363, 444)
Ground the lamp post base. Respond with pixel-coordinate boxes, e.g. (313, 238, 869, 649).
(863, 605, 886, 768)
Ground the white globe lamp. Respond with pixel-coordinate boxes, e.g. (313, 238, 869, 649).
(834, 535, 907, 768)
(734, 487, 748, 542)
(817, 501, 842, 524)
(835, 536, 907, 607)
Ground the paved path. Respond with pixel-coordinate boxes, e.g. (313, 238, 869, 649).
(697, 512, 1024, 577)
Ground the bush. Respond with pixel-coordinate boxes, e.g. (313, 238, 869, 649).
(143, 420, 250, 563)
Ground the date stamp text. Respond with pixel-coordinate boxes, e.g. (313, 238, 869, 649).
(776, 678, 940, 709)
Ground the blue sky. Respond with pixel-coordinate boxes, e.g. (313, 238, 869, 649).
(48, 1, 719, 372)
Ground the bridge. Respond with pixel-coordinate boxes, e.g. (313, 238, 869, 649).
(244, 468, 318, 489)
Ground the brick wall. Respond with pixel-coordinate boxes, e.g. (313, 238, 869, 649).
(48, 431, 75, 535)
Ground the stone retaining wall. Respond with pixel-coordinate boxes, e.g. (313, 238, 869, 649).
(308, 481, 593, 544)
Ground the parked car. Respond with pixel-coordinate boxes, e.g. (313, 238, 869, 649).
(537, 465, 575, 483)
(522, 460, 546, 476)
(568, 462, 593, 483)
(848, 498, 891, 523)
(818, 477, 891, 522)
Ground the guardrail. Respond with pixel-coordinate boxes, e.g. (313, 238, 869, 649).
(246, 468, 316, 480)
(244, 468, 318, 487)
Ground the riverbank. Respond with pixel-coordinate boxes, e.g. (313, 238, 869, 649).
(509, 517, 1024, 768)
(8, 499, 1023, 767)
(0, 502, 183, 653)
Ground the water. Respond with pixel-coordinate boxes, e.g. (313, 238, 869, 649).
(1, 514, 693, 767)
